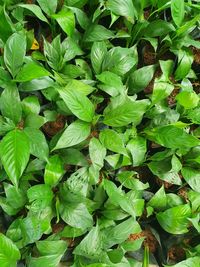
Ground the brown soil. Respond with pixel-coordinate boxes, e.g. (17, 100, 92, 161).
(144, 9, 151, 20)
(42, 114, 66, 137)
(156, 177, 173, 189)
(52, 222, 65, 234)
(191, 46, 200, 65)
(167, 245, 186, 262)
(129, 229, 158, 253)
(143, 43, 157, 66)
(177, 187, 188, 202)
(167, 88, 179, 107)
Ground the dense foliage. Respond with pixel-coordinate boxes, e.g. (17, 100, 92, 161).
(0, 0, 200, 266)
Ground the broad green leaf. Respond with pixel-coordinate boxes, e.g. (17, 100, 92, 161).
(19, 4, 48, 23)
(147, 186, 167, 211)
(24, 128, 49, 161)
(96, 71, 124, 96)
(84, 24, 115, 42)
(36, 240, 67, 256)
(0, 85, 22, 124)
(126, 137, 146, 166)
(4, 32, 26, 77)
(57, 86, 94, 122)
(74, 224, 102, 258)
(0, 130, 30, 186)
(117, 171, 149, 190)
(19, 77, 54, 91)
(104, 97, 150, 127)
(128, 65, 155, 94)
(164, 256, 200, 267)
(144, 20, 175, 37)
(182, 167, 200, 193)
(176, 91, 199, 109)
(171, 0, 185, 27)
(44, 155, 65, 186)
(36, 0, 57, 16)
(156, 204, 191, 234)
(68, 6, 89, 30)
(52, 7, 75, 37)
(0, 7, 13, 43)
(151, 80, 174, 104)
(59, 202, 93, 230)
(22, 96, 40, 115)
(175, 49, 193, 80)
(91, 41, 107, 74)
(99, 129, 127, 156)
(53, 120, 91, 150)
(15, 62, 51, 82)
(64, 79, 95, 96)
(106, 0, 137, 23)
(89, 137, 106, 169)
(145, 125, 200, 149)
(28, 255, 63, 267)
(0, 233, 20, 267)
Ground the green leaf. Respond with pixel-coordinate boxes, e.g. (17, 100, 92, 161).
(99, 129, 127, 156)
(19, 4, 48, 23)
(84, 24, 115, 42)
(22, 96, 40, 115)
(57, 86, 95, 122)
(52, 7, 75, 37)
(0, 6, 13, 43)
(156, 204, 191, 234)
(4, 32, 26, 77)
(126, 136, 146, 166)
(0, 130, 30, 186)
(117, 171, 149, 190)
(24, 128, 49, 161)
(64, 79, 95, 96)
(176, 91, 199, 109)
(171, 0, 185, 27)
(89, 137, 106, 169)
(182, 167, 200, 193)
(128, 65, 155, 94)
(53, 120, 91, 150)
(74, 224, 102, 258)
(106, 0, 137, 23)
(147, 186, 167, 211)
(15, 62, 51, 82)
(144, 20, 175, 37)
(145, 125, 200, 149)
(175, 49, 193, 80)
(0, 233, 20, 267)
(151, 80, 174, 104)
(44, 155, 65, 186)
(36, 240, 67, 256)
(91, 41, 107, 74)
(104, 97, 149, 127)
(36, 0, 57, 16)
(0, 85, 22, 124)
(59, 202, 93, 230)
(164, 257, 200, 267)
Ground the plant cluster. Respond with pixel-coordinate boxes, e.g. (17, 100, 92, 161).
(0, 0, 200, 266)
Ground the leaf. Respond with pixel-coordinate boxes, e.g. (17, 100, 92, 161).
(0, 129, 30, 186)
(175, 49, 193, 80)
(151, 80, 174, 104)
(176, 91, 199, 109)
(156, 204, 191, 234)
(74, 224, 102, 258)
(64, 79, 95, 96)
(52, 7, 75, 37)
(19, 4, 48, 23)
(4, 32, 26, 77)
(59, 202, 93, 230)
(53, 120, 91, 150)
(106, 0, 137, 23)
(128, 65, 155, 94)
(91, 41, 107, 74)
(15, 62, 51, 82)
(0, 6, 13, 43)
(57, 86, 95, 122)
(0, 233, 20, 267)
(182, 167, 200, 193)
(104, 97, 150, 127)
(99, 129, 127, 156)
(44, 155, 65, 186)
(145, 125, 200, 149)
(171, 0, 185, 27)
(22, 96, 40, 115)
(89, 137, 106, 169)
(147, 186, 167, 211)
(164, 257, 200, 267)
(0, 85, 22, 124)
(84, 24, 115, 42)
(144, 20, 175, 37)
(36, 240, 67, 256)
(117, 171, 149, 190)
(24, 128, 49, 161)
(36, 0, 57, 16)
(126, 136, 147, 166)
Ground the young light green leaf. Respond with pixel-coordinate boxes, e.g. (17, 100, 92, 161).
(89, 137, 106, 169)
(0, 129, 30, 186)
(84, 24, 115, 42)
(176, 91, 199, 109)
(44, 155, 65, 186)
(52, 7, 75, 37)
(4, 32, 26, 77)
(0, 233, 20, 267)
(53, 120, 91, 150)
(171, 0, 185, 27)
(91, 41, 107, 74)
(182, 167, 200, 193)
(126, 136, 146, 166)
(57, 87, 95, 122)
(19, 4, 48, 23)
(147, 186, 167, 211)
(36, 0, 57, 16)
